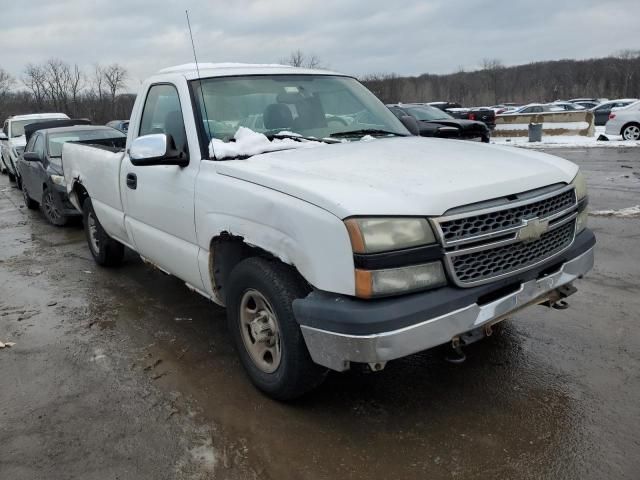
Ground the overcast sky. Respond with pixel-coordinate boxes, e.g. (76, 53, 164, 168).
(1, 0, 637, 92)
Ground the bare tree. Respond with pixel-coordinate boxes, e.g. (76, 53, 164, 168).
(282, 50, 324, 69)
(102, 64, 128, 115)
(481, 58, 504, 104)
(0, 68, 14, 97)
(22, 63, 48, 110)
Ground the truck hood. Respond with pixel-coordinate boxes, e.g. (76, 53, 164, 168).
(215, 137, 578, 218)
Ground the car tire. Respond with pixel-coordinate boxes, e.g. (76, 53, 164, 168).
(621, 123, 640, 141)
(41, 187, 68, 226)
(481, 135, 490, 143)
(22, 186, 38, 210)
(7, 171, 16, 182)
(82, 197, 124, 266)
(226, 257, 328, 400)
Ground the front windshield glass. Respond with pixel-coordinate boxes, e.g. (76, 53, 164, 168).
(47, 129, 126, 157)
(10, 120, 36, 138)
(192, 75, 409, 146)
(405, 105, 453, 121)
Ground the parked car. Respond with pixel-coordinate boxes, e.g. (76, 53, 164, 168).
(605, 100, 640, 140)
(388, 104, 491, 142)
(106, 120, 130, 133)
(591, 99, 638, 126)
(62, 63, 594, 400)
(490, 104, 521, 114)
(573, 101, 599, 110)
(18, 124, 126, 226)
(0, 113, 69, 184)
(508, 103, 564, 114)
(568, 97, 607, 104)
(444, 107, 496, 130)
(550, 102, 586, 111)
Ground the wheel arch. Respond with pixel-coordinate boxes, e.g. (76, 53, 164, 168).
(621, 121, 640, 137)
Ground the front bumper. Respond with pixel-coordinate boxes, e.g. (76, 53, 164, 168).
(295, 230, 594, 371)
(51, 181, 82, 216)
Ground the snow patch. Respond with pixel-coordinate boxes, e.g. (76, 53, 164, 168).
(589, 205, 640, 218)
(209, 127, 324, 159)
(492, 127, 640, 149)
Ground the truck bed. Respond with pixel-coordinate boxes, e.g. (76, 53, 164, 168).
(62, 142, 129, 244)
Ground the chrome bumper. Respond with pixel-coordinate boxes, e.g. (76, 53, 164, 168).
(301, 247, 594, 371)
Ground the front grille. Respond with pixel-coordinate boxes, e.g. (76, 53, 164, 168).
(450, 221, 575, 284)
(439, 189, 576, 243)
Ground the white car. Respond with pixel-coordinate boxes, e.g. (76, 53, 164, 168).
(0, 113, 69, 183)
(61, 63, 594, 399)
(605, 100, 640, 140)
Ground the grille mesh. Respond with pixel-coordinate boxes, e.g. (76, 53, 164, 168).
(439, 189, 575, 242)
(450, 221, 575, 284)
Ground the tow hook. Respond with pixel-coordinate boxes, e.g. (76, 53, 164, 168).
(445, 337, 466, 364)
(551, 300, 569, 310)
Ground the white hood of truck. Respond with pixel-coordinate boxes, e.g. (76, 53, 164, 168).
(215, 137, 578, 218)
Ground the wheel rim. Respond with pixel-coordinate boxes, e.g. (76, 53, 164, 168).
(43, 191, 61, 222)
(87, 211, 100, 253)
(239, 289, 281, 373)
(624, 126, 640, 140)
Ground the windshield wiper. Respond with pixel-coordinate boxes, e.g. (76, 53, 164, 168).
(329, 129, 407, 138)
(265, 132, 340, 144)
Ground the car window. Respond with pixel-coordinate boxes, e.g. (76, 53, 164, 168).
(33, 135, 45, 158)
(139, 84, 188, 154)
(25, 134, 37, 153)
(48, 128, 126, 157)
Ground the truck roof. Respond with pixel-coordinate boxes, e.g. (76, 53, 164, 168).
(154, 63, 347, 81)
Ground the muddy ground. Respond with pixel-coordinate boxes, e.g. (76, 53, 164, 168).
(1, 147, 639, 479)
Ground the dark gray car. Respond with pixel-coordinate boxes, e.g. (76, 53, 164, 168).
(18, 125, 126, 226)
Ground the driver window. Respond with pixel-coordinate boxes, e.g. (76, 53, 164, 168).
(139, 84, 188, 155)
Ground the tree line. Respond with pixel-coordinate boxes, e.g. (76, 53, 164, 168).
(2, 51, 639, 125)
(0, 59, 134, 125)
(361, 51, 640, 106)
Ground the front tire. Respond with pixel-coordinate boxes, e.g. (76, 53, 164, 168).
(226, 258, 328, 400)
(82, 197, 124, 266)
(41, 187, 68, 226)
(621, 123, 640, 141)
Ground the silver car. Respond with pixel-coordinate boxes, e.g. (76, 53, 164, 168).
(605, 101, 640, 140)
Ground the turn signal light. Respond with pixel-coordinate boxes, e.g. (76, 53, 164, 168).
(609, 113, 616, 120)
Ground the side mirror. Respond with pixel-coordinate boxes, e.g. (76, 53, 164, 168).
(130, 133, 188, 167)
(399, 115, 420, 136)
(23, 152, 42, 162)
(0, 132, 8, 141)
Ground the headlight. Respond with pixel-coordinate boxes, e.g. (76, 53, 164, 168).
(50, 174, 66, 186)
(576, 209, 588, 233)
(355, 262, 446, 298)
(571, 171, 587, 201)
(344, 217, 436, 253)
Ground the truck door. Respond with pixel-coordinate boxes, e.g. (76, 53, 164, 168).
(121, 83, 205, 291)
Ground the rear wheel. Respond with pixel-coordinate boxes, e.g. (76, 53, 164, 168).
(82, 197, 124, 266)
(41, 187, 68, 226)
(22, 185, 38, 210)
(226, 258, 328, 400)
(621, 123, 640, 141)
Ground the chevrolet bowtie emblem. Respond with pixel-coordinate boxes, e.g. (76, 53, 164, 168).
(519, 218, 550, 243)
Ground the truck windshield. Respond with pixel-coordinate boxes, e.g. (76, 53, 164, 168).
(405, 106, 453, 121)
(10, 120, 36, 138)
(191, 75, 409, 146)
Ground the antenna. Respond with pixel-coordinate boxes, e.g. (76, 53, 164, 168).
(186, 10, 213, 144)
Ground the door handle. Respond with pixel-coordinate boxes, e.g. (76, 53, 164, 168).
(126, 173, 137, 190)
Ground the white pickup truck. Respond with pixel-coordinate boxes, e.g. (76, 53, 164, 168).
(63, 63, 594, 399)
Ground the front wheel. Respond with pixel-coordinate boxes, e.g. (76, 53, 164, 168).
(41, 188, 68, 226)
(622, 123, 640, 141)
(83, 197, 124, 266)
(226, 258, 328, 400)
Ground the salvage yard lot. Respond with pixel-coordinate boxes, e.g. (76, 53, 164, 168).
(0, 147, 639, 479)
